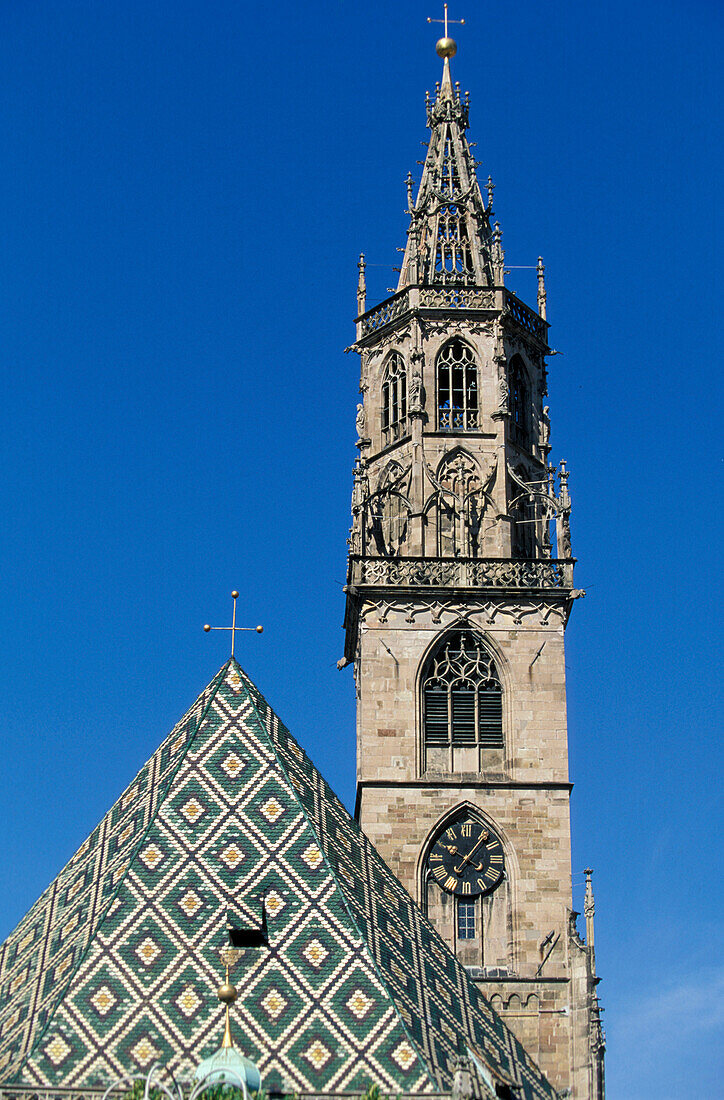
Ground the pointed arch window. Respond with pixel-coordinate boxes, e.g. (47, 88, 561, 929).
(509, 356, 529, 446)
(422, 631, 503, 751)
(437, 340, 478, 432)
(509, 473, 537, 559)
(381, 354, 407, 445)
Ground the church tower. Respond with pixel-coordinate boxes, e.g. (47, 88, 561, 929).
(343, 33, 604, 1100)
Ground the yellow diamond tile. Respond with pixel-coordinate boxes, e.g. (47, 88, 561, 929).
(220, 752, 244, 779)
(139, 845, 163, 870)
(135, 937, 161, 965)
(10, 969, 27, 995)
(261, 988, 288, 1020)
(302, 939, 328, 968)
(54, 956, 72, 981)
(67, 878, 83, 902)
(265, 891, 285, 917)
(391, 959, 406, 983)
(180, 797, 205, 824)
(346, 989, 374, 1019)
(121, 786, 137, 810)
(2, 1008, 21, 1036)
(176, 986, 201, 1018)
(130, 1037, 159, 1068)
(178, 891, 202, 917)
(304, 1039, 331, 1070)
(301, 844, 323, 870)
(391, 1041, 417, 1071)
(112, 862, 127, 885)
(219, 844, 244, 870)
(19, 930, 35, 953)
(228, 670, 243, 692)
(261, 797, 284, 823)
(45, 1036, 71, 1066)
(89, 985, 117, 1016)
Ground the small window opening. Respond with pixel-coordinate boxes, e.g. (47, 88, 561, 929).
(458, 900, 476, 940)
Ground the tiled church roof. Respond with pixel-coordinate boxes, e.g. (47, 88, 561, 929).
(0, 660, 555, 1099)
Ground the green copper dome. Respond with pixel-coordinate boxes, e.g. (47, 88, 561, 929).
(194, 1044, 262, 1092)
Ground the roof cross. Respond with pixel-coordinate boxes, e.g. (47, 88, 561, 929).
(427, 4, 465, 40)
(204, 591, 263, 657)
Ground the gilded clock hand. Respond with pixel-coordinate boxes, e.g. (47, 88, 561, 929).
(453, 833, 488, 875)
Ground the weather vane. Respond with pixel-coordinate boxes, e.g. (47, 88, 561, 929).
(427, 4, 465, 43)
(204, 591, 263, 658)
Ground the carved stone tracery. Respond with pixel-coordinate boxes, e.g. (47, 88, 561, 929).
(359, 595, 566, 627)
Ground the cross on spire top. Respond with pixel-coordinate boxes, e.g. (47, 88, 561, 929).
(203, 590, 263, 657)
(427, 3, 464, 58)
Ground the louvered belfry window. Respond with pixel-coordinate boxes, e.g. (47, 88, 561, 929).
(422, 631, 503, 748)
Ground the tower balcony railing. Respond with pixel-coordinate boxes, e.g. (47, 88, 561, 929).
(357, 285, 501, 338)
(348, 555, 574, 591)
(356, 286, 549, 344)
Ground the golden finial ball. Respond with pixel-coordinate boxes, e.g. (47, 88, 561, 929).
(218, 981, 238, 1004)
(231, 590, 239, 599)
(256, 625, 263, 633)
(203, 624, 211, 632)
(436, 36, 457, 58)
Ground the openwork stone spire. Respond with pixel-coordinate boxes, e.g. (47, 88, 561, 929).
(397, 57, 498, 290)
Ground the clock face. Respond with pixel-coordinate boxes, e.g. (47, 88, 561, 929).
(428, 819, 505, 897)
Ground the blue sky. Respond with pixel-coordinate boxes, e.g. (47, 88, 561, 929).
(0, 1, 722, 1096)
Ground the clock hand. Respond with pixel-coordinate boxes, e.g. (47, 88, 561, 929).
(453, 833, 488, 874)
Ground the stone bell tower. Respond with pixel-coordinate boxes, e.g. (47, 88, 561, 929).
(342, 33, 604, 1100)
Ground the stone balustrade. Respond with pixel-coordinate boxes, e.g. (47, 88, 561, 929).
(348, 556, 573, 590)
(357, 285, 548, 345)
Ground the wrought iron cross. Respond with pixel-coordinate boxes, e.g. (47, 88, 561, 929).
(204, 591, 263, 657)
(427, 3, 465, 38)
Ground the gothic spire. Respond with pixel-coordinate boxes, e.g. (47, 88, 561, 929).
(397, 47, 497, 291)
